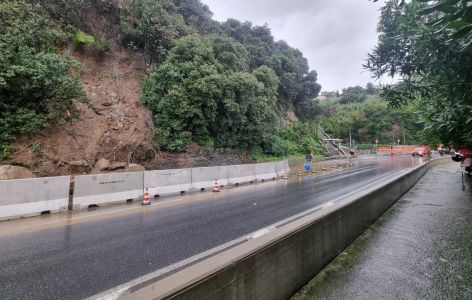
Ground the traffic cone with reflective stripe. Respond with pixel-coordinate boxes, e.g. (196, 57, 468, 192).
(282, 171, 288, 180)
(213, 180, 220, 192)
(142, 188, 151, 206)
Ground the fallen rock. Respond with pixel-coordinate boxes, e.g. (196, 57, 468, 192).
(126, 163, 146, 172)
(69, 160, 90, 174)
(37, 160, 56, 176)
(91, 103, 111, 115)
(108, 162, 127, 170)
(0, 165, 35, 180)
(93, 158, 110, 171)
(102, 99, 113, 106)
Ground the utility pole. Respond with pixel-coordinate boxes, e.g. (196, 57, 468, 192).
(403, 129, 406, 145)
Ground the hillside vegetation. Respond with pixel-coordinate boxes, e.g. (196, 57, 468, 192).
(1, 0, 326, 172)
(1, 0, 427, 176)
(0, 1, 84, 158)
(316, 86, 425, 148)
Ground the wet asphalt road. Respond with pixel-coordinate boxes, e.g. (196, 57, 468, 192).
(0, 157, 424, 299)
(295, 162, 472, 299)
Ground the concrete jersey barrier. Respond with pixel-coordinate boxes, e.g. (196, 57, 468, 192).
(0, 176, 70, 220)
(191, 166, 229, 190)
(117, 158, 450, 300)
(254, 162, 277, 181)
(275, 159, 290, 177)
(227, 164, 256, 185)
(144, 169, 192, 197)
(73, 172, 143, 210)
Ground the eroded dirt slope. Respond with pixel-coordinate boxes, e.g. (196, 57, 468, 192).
(7, 47, 155, 176)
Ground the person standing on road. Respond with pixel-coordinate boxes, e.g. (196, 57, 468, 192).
(305, 151, 314, 163)
(304, 151, 314, 172)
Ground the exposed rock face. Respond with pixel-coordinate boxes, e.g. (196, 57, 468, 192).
(0, 165, 35, 180)
(7, 46, 154, 177)
(94, 158, 110, 171)
(126, 163, 145, 172)
(108, 161, 127, 170)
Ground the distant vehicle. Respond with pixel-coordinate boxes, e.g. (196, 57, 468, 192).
(452, 148, 472, 176)
(412, 147, 430, 157)
(438, 148, 452, 155)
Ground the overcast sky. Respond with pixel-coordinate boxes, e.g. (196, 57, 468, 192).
(201, 0, 386, 92)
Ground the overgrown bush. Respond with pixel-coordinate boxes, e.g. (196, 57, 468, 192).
(142, 35, 279, 152)
(0, 0, 83, 159)
(316, 95, 424, 145)
(261, 122, 327, 157)
(120, 0, 191, 66)
(73, 30, 95, 45)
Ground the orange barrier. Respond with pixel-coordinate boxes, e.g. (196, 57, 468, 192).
(378, 145, 430, 153)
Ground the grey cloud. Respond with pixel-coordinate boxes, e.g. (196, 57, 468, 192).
(201, 0, 385, 91)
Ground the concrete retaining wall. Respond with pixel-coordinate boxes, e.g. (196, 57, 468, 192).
(191, 166, 229, 190)
(0, 176, 70, 220)
(254, 162, 277, 181)
(227, 164, 256, 185)
(119, 158, 450, 300)
(73, 172, 143, 210)
(144, 169, 192, 197)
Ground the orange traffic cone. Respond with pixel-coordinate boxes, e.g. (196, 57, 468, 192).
(213, 180, 220, 192)
(142, 188, 151, 206)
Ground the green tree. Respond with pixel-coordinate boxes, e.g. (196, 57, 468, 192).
(220, 19, 321, 120)
(173, 0, 218, 33)
(0, 0, 83, 158)
(339, 86, 367, 104)
(142, 35, 279, 151)
(366, 0, 472, 147)
(316, 94, 423, 145)
(121, 0, 192, 67)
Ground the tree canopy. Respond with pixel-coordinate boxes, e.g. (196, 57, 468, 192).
(142, 35, 279, 151)
(0, 0, 83, 158)
(1, 0, 324, 160)
(366, 0, 472, 148)
(316, 93, 424, 147)
(131, 2, 323, 153)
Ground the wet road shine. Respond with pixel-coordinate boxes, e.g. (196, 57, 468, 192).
(0, 157, 424, 299)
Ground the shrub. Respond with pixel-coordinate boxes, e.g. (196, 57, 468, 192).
(0, 0, 83, 159)
(74, 30, 95, 45)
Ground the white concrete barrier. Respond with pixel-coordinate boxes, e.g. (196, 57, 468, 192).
(254, 162, 277, 181)
(0, 176, 70, 220)
(275, 160, 290, 177)
(191, 166, 229, 190)
(227, 164, 256, 185)
(73, 172, 143, 210)
(144, 169, 192, 197)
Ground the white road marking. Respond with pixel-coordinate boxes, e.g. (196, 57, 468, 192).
(91, 169, 403, 300)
